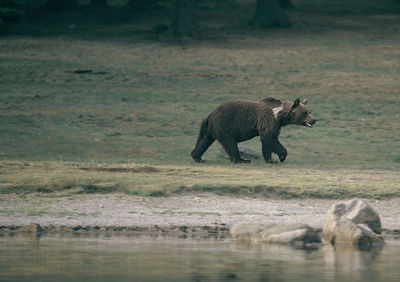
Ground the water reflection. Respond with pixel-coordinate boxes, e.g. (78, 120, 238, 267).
(0, 234, 399, 282)
(323, 244, 383, 272)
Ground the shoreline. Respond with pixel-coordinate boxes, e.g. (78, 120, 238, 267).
(0, 223, 231, 239)
(1, 193, 399, 239)
(1, 223, 400, 241)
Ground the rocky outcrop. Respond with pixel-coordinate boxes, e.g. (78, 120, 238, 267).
(322, 199, 384, 246)
(231, 223, 320, 245)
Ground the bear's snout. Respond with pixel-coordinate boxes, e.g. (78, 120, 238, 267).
(303, 118, 317, 128)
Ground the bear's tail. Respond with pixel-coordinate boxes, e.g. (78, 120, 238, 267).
(191, 119, 210, 162)
(196, 119, 209, 146)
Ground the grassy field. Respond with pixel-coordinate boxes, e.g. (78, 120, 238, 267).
(0, 0, 399, 198)
(1, 161, 399, 199)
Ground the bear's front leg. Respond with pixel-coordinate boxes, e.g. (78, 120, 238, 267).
(273, 139, 287, 163)
(260, 136, 278, 164)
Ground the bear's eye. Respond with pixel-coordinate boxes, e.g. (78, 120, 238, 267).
(303, 111, 308, 116)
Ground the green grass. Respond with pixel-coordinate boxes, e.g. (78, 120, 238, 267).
(0, 161, 398, 199)
(0, 0, 399, 198)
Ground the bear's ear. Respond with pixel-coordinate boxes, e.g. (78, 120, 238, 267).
(302, 98, 307, 105)
(291, 99, 300, 110)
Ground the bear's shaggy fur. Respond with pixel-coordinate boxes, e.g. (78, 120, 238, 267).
(191, 98, 317, 163)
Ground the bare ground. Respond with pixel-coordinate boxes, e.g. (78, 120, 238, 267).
(1, 193, 399, 238)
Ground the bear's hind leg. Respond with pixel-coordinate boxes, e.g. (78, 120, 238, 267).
(219, 138, 250, 164)
(191, 133, 215, 162)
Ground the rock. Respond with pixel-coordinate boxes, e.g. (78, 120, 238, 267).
(221, 145, 259, 160)
(20, 223, 43, 233)
(231, 223, 320, 245)
(345, 199, 381, 234)
(322, 199, 384, 246)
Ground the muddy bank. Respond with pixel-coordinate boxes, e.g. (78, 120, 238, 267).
(2, 223, 399, 241)
(0, 223, 231, 239)
(1, 193, 399, 239)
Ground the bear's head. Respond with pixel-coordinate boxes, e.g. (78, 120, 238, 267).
(287, 98, 317, 128)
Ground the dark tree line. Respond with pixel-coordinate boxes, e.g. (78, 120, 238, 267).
(38, 0, 159, 12)
(0, 0, 159, 31)
(252, 0, 291, 27)
(171, 0, 292, 38)
(0, 0, 293, 35)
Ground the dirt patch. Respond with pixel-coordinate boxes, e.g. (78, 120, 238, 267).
(79, 166, 160, 173)
(184, 73, 234, 78)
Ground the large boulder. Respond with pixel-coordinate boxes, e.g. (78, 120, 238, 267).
(322, 199, 384, 246)
(231, 223, 320, 245)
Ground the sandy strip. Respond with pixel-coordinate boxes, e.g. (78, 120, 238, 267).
(1, 193, 399, 237)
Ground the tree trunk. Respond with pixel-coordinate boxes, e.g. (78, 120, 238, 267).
(40, 0, 79, 12)
(89, 0, 108, 8)
(279, 0, 293, 9)
(171, 0, 198, 38)
(125, 0, 158, 11)
(252, 0, 291, 27)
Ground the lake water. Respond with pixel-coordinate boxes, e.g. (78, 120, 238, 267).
(1, 235, 399, 281)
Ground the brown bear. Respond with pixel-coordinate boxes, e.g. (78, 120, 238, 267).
(191, 98, 317, 164)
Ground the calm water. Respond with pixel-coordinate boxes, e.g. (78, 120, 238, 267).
(0, 235, 400, 282)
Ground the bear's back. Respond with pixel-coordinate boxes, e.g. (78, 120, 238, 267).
(208, 99, 260, 120)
